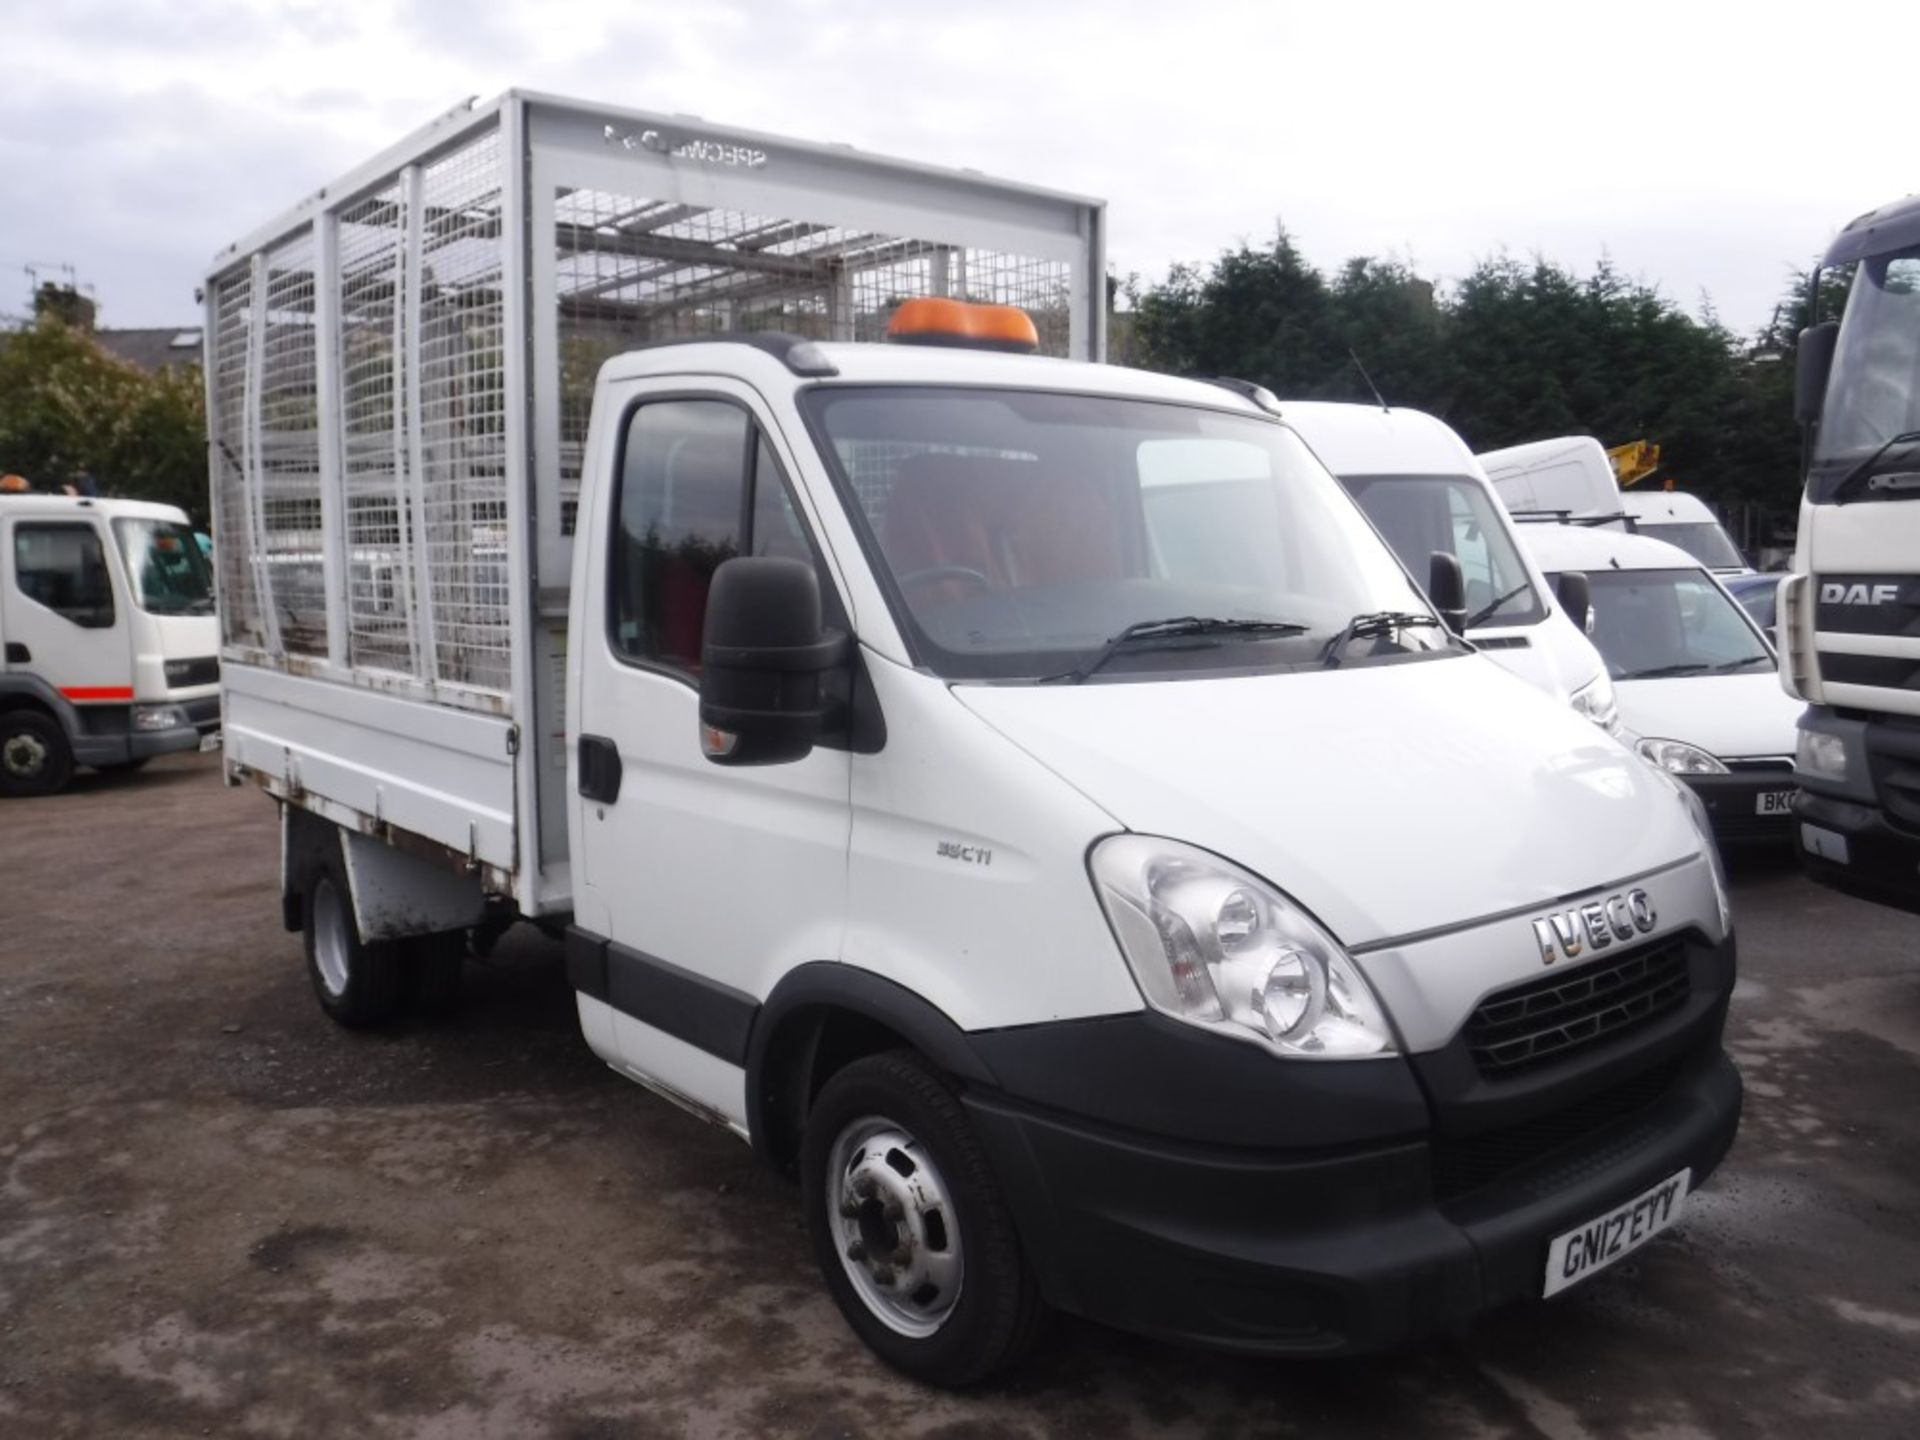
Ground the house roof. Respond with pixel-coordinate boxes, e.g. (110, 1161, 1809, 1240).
(93, 327, 203, 373)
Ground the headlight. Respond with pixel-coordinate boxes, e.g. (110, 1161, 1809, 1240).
(1797, 729, 1850, 782)
(132, 704, 189, 732)
(1648, 767, 1732, 936)
(1636, 737, 1730, 775)
(1569, 672, 1620, 732)
(1089, 835, 1395, 1059)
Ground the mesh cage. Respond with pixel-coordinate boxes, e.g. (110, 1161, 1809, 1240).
(209, 269, 259, 649)
(256, 229, 325, 655)
(337, 182, 416, 676)
(550, 188, 1074, 532)
(417, 132, 511, 691)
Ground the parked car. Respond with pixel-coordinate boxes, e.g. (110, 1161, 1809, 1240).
(1620, 490, 1752, 575)
(1517, 522, 1801, 844)
(1, 494, 221, 795)
(1280, 402, 1617, 729)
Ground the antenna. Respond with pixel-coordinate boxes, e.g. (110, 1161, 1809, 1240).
(1349, 349, 1389, 412)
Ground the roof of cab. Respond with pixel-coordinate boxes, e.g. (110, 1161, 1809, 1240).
(598, 336, 1269, 412)
(1270, 402, 1480, 478)
(0, 493, 191, 524)
(1513, 521, 1702, 574)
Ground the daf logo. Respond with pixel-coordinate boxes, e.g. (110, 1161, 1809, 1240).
(1821, 581, 1900, 606)
(1531, 889, 1656, 965)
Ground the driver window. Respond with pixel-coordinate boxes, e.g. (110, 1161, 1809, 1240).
(609, 401, 810, 677)
(13, 523, 116, 629)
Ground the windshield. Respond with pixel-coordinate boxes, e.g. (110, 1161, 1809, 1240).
(1636, 520, 1744, 570)
(1810, 244, 1920, 503)
(803, 387, 1449, 681)
(1565, 567, 1773, 680)
(113, 518, 215, 615)
(1339, 474, 1545, 628)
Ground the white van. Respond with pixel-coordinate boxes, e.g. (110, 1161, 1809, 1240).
(1478, 436, 1626, 525)
(1620, 490, 1751, 575)
(1, 494, 220, 795)
(211, 92, 1743, 1385)
(1518, 523, 1800, 843)
(1280, 403, 1617, 726)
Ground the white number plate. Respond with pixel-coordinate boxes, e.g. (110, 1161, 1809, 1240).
(1543, 1168, 1690, 1298)
(198, 732, 223, 753)
(1801, 823, 1850, 864)
(1755, 789, 1794, 816)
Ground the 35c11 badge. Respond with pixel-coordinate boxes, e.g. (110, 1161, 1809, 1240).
(937, 841, 993, 867)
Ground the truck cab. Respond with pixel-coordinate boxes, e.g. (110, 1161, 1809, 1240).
(0, 494, 220, 796)
(1279, 402, 1618, 729)
(1782, 193, 1920, 913)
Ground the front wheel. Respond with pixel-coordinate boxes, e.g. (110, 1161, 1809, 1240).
(0, 710, 73, 797)
(801, 1051, 1042, 1386)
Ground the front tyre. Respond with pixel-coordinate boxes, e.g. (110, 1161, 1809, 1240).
(303, 862, 402, 1027)
(0, 710, 73, 797)
(801, 1051, 1042, 1386)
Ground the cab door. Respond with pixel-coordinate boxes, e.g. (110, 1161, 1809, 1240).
(572, 383, 851, 1129)
(2, 515, 131, 703)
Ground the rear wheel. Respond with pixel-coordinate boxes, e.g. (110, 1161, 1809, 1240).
(801, 1050, 1042, 1386)
(0, 711, 73, 798)
(303, 863, 402, 1027)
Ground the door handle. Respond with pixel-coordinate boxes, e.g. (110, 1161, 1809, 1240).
(578, 733, 623, 804)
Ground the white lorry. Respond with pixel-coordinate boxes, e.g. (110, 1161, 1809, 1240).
(211, 91, 1741, 1384)
(1782, 194, 1920, 915)
(1278, 403, 1617, 726)
(1, 493, 220, 795)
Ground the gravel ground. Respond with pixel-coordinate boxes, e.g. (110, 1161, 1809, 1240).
(2, 751, 1917, 1438)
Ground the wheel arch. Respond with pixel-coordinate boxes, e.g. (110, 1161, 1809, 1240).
(747, 963, 999, 1177)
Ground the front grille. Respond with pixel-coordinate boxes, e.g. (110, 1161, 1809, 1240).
(164, 656, 220, 688)
(1464, 939, 1690, 1079)
(1432, 1057, 1684, 1200)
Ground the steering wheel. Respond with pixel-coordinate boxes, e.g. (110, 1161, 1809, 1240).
(898, 565, 992, 593)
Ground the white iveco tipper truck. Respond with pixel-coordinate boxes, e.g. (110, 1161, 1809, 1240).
(211, 91, 1740, 1384)
(1782, 195, 1920, 915)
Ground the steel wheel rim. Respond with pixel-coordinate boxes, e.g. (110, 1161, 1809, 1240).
(2, 731, 47, 779)
(825, 1115, 964, 1338)
(312, 877, 352, 998)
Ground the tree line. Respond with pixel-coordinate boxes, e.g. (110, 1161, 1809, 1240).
(1119, 230, 1842, 517)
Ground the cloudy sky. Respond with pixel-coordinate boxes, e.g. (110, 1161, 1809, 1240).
(2, 0, 1909, 336)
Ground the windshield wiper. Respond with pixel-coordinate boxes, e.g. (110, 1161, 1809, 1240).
(1616, 661, 1710, 679)
(1464, 582, 1533, 629)
(1321, 611, 1446, 669)
(1831, 429, 1920, 504)
(1042, 616, 1309, 684)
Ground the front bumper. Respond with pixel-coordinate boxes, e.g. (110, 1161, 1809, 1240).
(1680, 769, 1796, 845)
(964, 937, 1741, 1355)
(1794, 789, 1920, 917)
(127, 694, 222, 760)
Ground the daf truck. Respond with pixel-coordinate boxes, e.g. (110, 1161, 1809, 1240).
(210, 91, 1741, 1384)
(1, 494, 220, 795)
(1782, 195, 1920, 914)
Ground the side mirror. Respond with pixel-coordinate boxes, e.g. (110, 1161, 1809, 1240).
(699, 557, 849, 766)
(1796, 321, 1839, 426)
(1556, 570, 1592, 633)
(1427, 550, 1468, 634)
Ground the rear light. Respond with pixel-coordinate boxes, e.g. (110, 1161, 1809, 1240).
(886, 297, 1039, 353)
